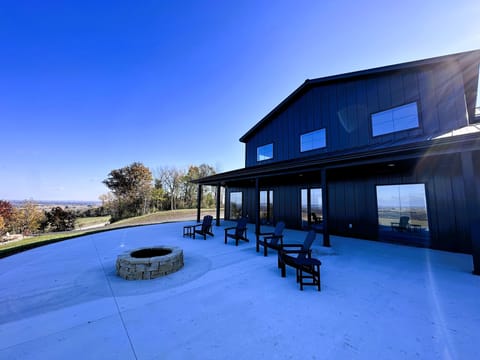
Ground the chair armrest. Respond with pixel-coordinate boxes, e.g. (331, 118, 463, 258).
(280, 243, 304, 249)
(192, 223, 203, 229)
(263, 234, 282, 240)
(280, 246, 311, 256)
(224, 227, 237, 234)
(257, 231, 274, 237)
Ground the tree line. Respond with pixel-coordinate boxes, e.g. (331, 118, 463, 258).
(101, 162, 217, 222)
(0, 200, 77, 237)
(0, 162, 216, 238)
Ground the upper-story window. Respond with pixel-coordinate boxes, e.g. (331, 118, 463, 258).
(371, 102, 419, 137)
(300, 128, 326, 152)
(257, 143, 273, 161)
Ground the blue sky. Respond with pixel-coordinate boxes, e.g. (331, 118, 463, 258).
(1, 0, 479, 201)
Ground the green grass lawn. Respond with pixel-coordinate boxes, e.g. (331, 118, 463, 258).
(75, 215, 111, 229)
(0, 209, 219, 258)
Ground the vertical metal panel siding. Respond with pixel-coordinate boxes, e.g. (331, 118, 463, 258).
(451, 173, 469, 251)
(245, 187, 256, 220)
(244, 64, 470, 167)
(354, 81, 367, 148)
(417, 69, 439, 134)
(322, 157, 470, 250)
(402, 71, 420, 103)
(276, 185, 302, 228)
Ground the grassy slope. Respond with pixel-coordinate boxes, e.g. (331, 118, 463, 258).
(0, 208, 219, 258)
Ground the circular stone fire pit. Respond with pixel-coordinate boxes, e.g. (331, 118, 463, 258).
(116, 246, 184, 280)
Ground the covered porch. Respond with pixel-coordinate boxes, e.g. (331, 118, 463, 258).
(193, 133, 480, 274)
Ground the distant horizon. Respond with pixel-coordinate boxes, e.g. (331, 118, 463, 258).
(7, 199, 102, 206)
(2, 1, 479, 201)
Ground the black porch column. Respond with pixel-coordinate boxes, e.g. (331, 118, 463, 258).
(321, 169, 331, 247)
(307, 186, 312, 227)
(215, 184, 221, 226)
(461, 151, 480, 275)
(196, 184, 202, 223)
(255, 178, 260, 237)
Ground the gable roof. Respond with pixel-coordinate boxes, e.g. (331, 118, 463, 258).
(239, 49, 480, 143)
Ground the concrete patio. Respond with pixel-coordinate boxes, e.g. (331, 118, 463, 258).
(0, 221, 479, 359)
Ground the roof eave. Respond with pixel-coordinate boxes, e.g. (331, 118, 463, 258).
(239, 49, 480, 143)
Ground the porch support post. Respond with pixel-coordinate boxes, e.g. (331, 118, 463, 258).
(255, 178, 260, 237)
(307, 186, 312, 227)
(321, 169, 331, 247)
(196, 184, 202, 223)
(215, 184, 221, 226)
(461, 151, 480, 275)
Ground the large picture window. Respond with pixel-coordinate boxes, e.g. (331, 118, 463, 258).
(371, 102, 419, 137)
(300, 128, 326, 152)
(229, 192, 242, 219)
(376, 184, 429, 244)
(257, 143, 273, 162)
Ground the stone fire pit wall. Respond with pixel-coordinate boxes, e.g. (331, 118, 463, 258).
(116, 246, 184, 280)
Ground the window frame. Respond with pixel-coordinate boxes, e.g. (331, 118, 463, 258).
(371, 101, 420, 137)
(300, 187, 323, 228)
(256, 143, 274, 162)
(259, 189, 274, 224)
(300, 128, 327, 152)
(375, 183, 430, 232)
(229, 191, 243, 219)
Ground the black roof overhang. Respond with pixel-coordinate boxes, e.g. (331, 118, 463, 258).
(192, 134, 480, 187)
(239, 49, 480, 143)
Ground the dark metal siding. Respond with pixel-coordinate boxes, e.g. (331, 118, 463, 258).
(226, 153, 473, 253)
(326, 156, 471, 253)
(245, 66, 470, 167)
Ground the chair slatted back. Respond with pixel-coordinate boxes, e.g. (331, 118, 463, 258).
(235, 217, 248, 237)
(273, 221, 285, 237)
(201, 215, 213, 233)
(399, 216, 410, 228)
(297, 230, 316, 259)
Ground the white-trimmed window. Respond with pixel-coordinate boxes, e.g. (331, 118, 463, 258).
(371, 102, 419, 137)
(257, 143, 273, 161)
(300, 128, 326, 152)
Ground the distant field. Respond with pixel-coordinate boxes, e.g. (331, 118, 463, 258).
(75, 216, 111, 229)
(0, 208, 220, 258)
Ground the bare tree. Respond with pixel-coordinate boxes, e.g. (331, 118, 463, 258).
(155, 166, 185, 210)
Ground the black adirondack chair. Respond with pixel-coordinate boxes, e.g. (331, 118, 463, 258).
(278, 230, 321, 291)
(191, 215, 214, 240)
(391, 216, 410, 232)
(256, 221, 285, 256)
(224, 217, 249, 246)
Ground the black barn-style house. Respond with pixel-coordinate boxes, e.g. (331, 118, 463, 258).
(193, 50, 480, 274)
